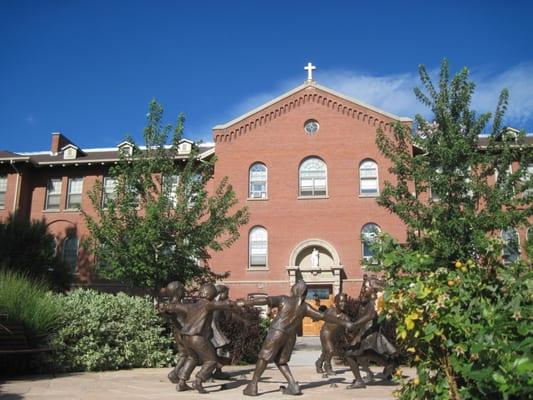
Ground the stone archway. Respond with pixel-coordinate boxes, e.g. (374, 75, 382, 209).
(286, 239, 343, 295)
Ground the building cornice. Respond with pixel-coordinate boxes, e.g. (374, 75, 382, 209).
(212, 81, 412, 143)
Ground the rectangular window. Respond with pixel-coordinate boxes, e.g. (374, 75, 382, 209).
(524, 164, 533, 198)
(66, 177, 83, 209)
(250, 240, 267, 266)
(360, 177, 378, 195)
(0, 175, 7, 209)
(163, 175, 179, 206)
(45, 178, 62, 210)
(102, 177, 117, 207)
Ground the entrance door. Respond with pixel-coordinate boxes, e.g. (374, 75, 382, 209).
(302, 285, 333, 336)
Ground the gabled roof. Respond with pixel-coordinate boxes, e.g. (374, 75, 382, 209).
(213, 81, 412, 130)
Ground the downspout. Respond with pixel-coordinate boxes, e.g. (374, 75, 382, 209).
(10, 160, 21, 214)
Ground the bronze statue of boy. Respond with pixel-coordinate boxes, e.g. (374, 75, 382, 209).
(315, 292, 351, 376)
(158, 282, 236, 394)
(239, 280, 357, 396)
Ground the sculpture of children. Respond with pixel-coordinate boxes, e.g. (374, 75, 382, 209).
(345, 275, 398, 389)
(158, 283, 236, 394)
(315, 293, 351, 376)
(239, 280, 357, 396)
(158, 281, 188, 384)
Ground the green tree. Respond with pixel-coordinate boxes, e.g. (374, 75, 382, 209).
(0, 213, 72, 291)
(370, 60, 532, 399)
(83, 100, 249, 293)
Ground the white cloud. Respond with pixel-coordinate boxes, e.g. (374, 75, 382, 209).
(472, 63, 533, 127)
(224, 63, 533, 132)
(25, 114, 36, 126)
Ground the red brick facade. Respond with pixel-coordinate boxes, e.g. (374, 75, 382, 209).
(1, 79, 530, 298)
(208, 81, 410, 299)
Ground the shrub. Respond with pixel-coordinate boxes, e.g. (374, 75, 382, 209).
(0, 269, 61, 339)
(369, 60, 532, 399)
(219, 306, 270, 364)
(51, 289, 174, 372)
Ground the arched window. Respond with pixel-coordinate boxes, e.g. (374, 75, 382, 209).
(361, 223, 380, 260)
(299, 157, 327, 197)
(249, 226, 268, 268)
(63, 236, 79, 271)
(502, 227, 520, 263)
(249, 163, 267, 199)
(359, 160, 379, 196)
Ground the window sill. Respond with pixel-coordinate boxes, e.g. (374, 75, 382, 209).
(63, 209, 82, 213)
(358, 194, 379, 198)
(43, 209, 61, 213)
(297, 195, 329, 200)
(247, 197, 269, 201)
(247, 266, 269, 271)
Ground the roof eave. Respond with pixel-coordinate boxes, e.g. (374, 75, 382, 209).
(212, 81, 412, 130)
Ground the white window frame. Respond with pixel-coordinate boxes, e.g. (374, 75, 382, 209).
(45, 178, 62, 211)
(359, 159, 379, 196)
(163, 174, 180, 206)
(102, 176, 117, 208)
(299, 157, 327, 197)
(0, 175, 7, 209)
(362, 223, 381, 261)
(495, 164, 514, 189)
(522, 163, 533, 198)
(249, 226, 268, 268)
(66, 177, 83, 210)
(249, 163, 267, 199)
(501, 227, 520, 264)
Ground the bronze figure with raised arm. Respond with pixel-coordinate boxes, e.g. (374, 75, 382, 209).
(239, 280, 357, 396)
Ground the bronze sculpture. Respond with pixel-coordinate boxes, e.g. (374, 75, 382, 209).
(314, 292, 351, 376)
(239, 280, 357, 396)
(158, 282, 236, 394)
(158, 281, 188, 384)
(210, 284, 250, 379)
(344, 275, 398, 389)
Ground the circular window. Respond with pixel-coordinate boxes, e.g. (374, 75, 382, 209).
(304, 119, 319, 135)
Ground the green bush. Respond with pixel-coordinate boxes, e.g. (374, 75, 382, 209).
(0, 269, 61, 338)
(51, 289, 174, 372)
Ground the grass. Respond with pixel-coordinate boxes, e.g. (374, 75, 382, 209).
(0, 269, 62, 337)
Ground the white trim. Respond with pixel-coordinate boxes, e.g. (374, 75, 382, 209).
(213, 81, 412, 130)
(15, 140, 213, 155)
(61, 144, 79, 151)
(288, 238, 341, 266)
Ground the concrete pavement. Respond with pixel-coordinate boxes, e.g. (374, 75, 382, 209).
(0, 364, 412, 400)
(1, 337, 412, 399)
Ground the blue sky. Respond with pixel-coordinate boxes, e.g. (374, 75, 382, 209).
(1, 0, 532, 152)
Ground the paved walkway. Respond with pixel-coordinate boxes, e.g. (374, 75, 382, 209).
(0, 364, 412, 400)
(1, 338, 412, 399)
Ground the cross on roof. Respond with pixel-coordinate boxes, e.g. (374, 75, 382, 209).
(304, 62, 316, 81)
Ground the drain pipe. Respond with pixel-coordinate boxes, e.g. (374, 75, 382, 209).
(10, 160, 21, 214)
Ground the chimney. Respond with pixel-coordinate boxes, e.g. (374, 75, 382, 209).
(50, 132, 71, 155)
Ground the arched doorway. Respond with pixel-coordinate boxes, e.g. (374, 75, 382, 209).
(286, 239, 344, 336)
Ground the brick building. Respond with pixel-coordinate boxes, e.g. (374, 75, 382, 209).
(208, 76, 412, 308)
(0, 134, 214, 287)
(1, 67, 531, 334)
